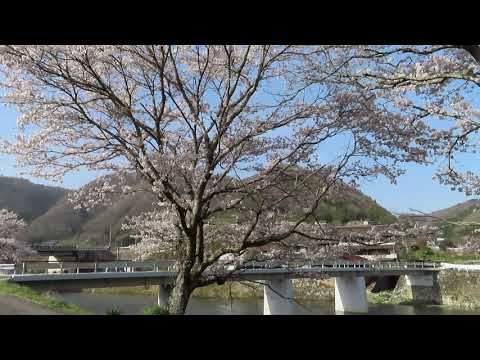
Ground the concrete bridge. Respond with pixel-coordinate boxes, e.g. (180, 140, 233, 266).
(7, 260, 442, 314)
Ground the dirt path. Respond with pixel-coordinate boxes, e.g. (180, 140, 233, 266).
(0, 294, 63, 315)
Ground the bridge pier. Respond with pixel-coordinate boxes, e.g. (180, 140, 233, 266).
(405, 273, 442, 305)
(158, 284, 173, 309)
(334, 275, 368, 313)
(263, 279, 294, 315)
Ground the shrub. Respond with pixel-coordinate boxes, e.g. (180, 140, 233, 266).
(439, 240, 456, 250)
(414, 238, 428, 249)
(143, 305, 169, 315)
(105, 307, 122, 315)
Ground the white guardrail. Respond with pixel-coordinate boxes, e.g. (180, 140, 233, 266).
(239, 261, 440, 270)
(10, 260, 442, 276)
(440, 263, 480, 271)
(0, 264, 15, 276)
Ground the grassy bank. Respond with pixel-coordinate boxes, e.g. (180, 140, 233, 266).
(367, 290, 412, 305)
(368, 289, 480, 309)
(437, 269, 480, 309)
(403, 247, 480, 263)
(84, 286, 156, 296)
(0, 281, 90, 315)
(83, 282, 262, 299)
(441, 293, 480, 310)
(369, 270, 480, 310)
(82, 279, 335, 300)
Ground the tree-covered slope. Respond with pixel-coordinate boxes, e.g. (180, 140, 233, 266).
(429, 199, 480, 246)
(431, 199, 480, 223)
(0, 176, 68, 222)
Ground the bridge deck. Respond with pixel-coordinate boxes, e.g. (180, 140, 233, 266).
(8, 262, 441, 291)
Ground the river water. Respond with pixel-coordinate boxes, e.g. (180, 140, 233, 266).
(57, 292, 479, 315)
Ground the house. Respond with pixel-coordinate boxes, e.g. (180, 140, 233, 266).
(353, 242, 399, 261)
(345, 220, 370, 226)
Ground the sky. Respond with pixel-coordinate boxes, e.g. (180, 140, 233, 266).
(0, 105, 475, 215)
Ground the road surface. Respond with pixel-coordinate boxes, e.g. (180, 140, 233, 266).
(0, 294, 62, 315)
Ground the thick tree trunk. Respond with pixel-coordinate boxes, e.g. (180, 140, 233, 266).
(167, 268, 193, 315)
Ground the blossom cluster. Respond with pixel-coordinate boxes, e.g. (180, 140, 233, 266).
(0, 209, 32, 262)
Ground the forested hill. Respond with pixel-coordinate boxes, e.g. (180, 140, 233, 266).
(17, 171, 397, 247)
(427, 199, 480, 245)
(431, 199, 480, 223)
(0, 176, 68, 222)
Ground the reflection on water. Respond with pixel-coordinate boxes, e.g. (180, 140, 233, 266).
(58, 292, 479, 315)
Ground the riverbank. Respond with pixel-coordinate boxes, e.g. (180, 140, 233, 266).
(82, 278, 336, 300)
(0, 281, 90, 315)
(434, 269, 480, 309)
(83, 282, 262, 298)
(367, 269, 480, 309)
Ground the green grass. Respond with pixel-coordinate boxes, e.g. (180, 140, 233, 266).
(0, 281, 90, 315)
(368, 290, 412, 305)
(402, 247, 480, 263)
(83, 286, 156, 296)
(439, 222, 480, 246)
(443, 293, 480, 310)
(143, 305, 169, 315)
(84, 282, 261, 299)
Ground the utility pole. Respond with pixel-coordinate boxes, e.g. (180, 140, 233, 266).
(107, 224, 112, 249)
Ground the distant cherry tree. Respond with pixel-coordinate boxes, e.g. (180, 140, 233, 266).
(0, 209, 31, 262)
(0, 46, 433, 313)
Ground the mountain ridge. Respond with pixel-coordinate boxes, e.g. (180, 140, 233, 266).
(431, 199, 480, 222)
(16, 170, 397, 246)
(0, 175, 69, 223)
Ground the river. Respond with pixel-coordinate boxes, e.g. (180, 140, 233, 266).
(57, 292, 479, 315)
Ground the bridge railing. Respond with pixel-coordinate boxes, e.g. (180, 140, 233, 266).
(237, 260, 440, 271)
(12, 259, 440, 275)
(15, 260, 176, 275)
(0, 264, 15, 275)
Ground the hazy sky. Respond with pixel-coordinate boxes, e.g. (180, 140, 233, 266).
(0, 105, 475, 215)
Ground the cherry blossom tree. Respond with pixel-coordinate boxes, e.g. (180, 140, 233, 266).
(0, 209, 31, 262)
(321, 45, 480, 195)
(323, 45, 480, 257)
(0, 46, 430, 313)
